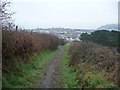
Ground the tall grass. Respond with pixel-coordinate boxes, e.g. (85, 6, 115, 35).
(2, 29, 62, 72)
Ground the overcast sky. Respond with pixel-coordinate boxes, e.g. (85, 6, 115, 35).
(11, 0, 119, 29)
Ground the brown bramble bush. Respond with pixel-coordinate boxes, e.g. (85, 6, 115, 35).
(68, 41, 119, 86)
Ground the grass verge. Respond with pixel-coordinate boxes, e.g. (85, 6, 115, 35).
(60, 44, 80, 88)
(3, 49, 60, 88)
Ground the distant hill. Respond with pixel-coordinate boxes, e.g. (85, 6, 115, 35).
(97, 24, 118, 30)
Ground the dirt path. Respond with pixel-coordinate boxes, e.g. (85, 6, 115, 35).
(36, 47, 64, 88)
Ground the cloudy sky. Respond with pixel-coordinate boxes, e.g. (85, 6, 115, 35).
(11, 0, 119, 29)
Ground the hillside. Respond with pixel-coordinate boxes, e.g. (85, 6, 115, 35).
(97, 24, 118, 30)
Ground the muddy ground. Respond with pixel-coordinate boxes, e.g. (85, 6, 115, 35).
(36, 47, 64, 88)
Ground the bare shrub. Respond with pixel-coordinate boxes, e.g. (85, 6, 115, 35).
(0, 0, 15, 30)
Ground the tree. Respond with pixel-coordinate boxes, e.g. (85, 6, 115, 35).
(0, 0, 14, 30)
(80, 30, 120, 47)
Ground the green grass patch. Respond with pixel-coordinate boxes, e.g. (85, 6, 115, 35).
(60, 44, 80, 88)
(3, 49, 60, 88)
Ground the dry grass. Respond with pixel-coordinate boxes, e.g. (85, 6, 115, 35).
(2, 29, 62, 72)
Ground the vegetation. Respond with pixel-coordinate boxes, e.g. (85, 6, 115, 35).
(60, 44, 79, 88)
(1, 0, 120, 88)
(3, 49, 60, 88)
(68, 41, 119, 88)
(2, 29, 63, 72)
(2, 28, 66, 88)
(1, 0, 66, 88)
(80, 30, 120, 47)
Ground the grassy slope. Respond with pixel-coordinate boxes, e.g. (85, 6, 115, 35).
(3, 49, 60, 88)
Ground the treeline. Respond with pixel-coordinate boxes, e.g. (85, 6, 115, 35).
(2, 29, 65, 72)
(68, 41, 119, 88)
(80, 30, 120, 47)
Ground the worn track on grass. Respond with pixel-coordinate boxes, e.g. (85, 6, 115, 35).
(36, 47, 64, 88)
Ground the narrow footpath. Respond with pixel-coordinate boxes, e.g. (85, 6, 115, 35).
(36, 47, 64, 88)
